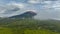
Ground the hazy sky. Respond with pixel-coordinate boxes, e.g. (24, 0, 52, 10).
(0, 0, 60, 20)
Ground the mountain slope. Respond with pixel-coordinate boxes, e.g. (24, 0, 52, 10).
(0, 18, 60, 34)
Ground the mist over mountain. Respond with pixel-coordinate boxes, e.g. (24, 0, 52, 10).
(0, 0, 60, 20)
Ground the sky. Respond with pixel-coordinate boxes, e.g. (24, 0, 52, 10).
(0, 0, 60, 20)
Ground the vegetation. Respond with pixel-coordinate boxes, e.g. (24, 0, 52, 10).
(0, 18, 60, 34)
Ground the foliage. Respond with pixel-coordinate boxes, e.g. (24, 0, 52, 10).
(0, 18, 60, 34)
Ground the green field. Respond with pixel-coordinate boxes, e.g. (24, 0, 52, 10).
(0, 18, 60, 34)
(0, 27, 59, 34)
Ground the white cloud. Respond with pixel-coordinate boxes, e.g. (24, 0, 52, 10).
(0, 2, 27, 17)
(42, 1, 60, 10)
(7, 2, 25, 8)
(33, 0, 60, 20)
(28, 0, 41, 4)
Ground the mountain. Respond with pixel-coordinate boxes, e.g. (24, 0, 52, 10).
(0, 11, 60, 34)
(9, 11, 37, 19)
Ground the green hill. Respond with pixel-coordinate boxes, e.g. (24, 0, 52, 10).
(0, 18, 60, 34)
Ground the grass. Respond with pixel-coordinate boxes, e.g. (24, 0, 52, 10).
(0, 27, 12, 34)
(24, 29, 59, 34)
(0, 27, 59, 34)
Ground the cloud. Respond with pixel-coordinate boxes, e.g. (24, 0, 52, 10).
(0, 2, 37, 17)
(0, 2, 26, 17)
(28, 0, 41, 4)
(36, 0, 60, 20)
(0, 0, 60, 20)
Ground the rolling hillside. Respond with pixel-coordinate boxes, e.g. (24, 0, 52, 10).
(0, 18, 60, 34)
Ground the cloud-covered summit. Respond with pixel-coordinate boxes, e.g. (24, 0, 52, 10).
(0, 0, 60, 20)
